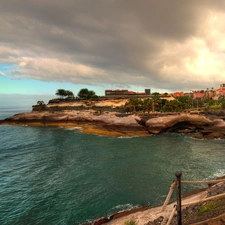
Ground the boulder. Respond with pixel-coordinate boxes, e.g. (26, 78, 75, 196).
(213, 119, 225, 127)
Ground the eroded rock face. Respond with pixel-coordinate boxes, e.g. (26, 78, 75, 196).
(2, 110, 225, 139)
(143, 113, 225, 139)
(1, 111, 147, 135)
(193, 128, 225, 139)
(145, 114, 212, 134)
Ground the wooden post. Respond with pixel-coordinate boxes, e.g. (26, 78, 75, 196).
(175, 171, 182, 225)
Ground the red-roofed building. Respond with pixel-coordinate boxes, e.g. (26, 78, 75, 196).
(215, 84, 225, 97)
(127, 91, 136, 95)
(173, 92, 184, 97)
(193, 92, 205, 99)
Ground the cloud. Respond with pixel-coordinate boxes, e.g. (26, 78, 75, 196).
(0, 0, 225, 92)
(0, 71, 5, 76)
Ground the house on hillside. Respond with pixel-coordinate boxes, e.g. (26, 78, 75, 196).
(192, 84, 225, 100)
(215, 84, 225, 98)
(193, 92, 205, 99)
(172, 92, 184, 98)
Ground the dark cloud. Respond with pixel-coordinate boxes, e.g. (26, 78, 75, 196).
(0, 0, 225, 92)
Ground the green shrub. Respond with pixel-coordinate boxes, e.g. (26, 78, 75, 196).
(209, 104, 221, 109)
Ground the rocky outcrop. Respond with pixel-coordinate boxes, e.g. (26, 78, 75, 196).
(145, 113, 213, 134)
(2, 110, 225, 139)
(1, 110, 148, 136)
(144, 113, 225, 139)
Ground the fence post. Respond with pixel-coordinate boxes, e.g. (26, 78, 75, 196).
(175, 171, 182, 225)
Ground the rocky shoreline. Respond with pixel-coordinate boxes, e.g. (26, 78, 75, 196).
(1, 109, 225, 138)
(143, 111, 225, 139)
(0, 110, 148, 137)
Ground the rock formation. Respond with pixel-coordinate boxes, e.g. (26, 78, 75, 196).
(0, 110, 148, 137)
(2, 108, 225, 139)
(145, 113, 212, 134)
(143, 113, 225, 139)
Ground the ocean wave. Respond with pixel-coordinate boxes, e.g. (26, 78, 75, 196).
(59, 126, 82, 130)
(209, 169, 225, 179)
(118, 136, 136, 139)
(112, 203, 139, 211)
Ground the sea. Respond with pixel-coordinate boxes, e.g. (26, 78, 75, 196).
(1, 107, 225, 225)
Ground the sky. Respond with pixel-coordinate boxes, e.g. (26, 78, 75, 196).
(1, 0, 225, 106)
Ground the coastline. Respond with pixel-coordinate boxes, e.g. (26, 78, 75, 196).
(0, 119, 149, 137)
(2, 109, 225, 138)
(2, 106, 225, 224)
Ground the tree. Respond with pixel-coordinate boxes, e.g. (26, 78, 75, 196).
(142, 98, 152, 114)
(35, 101, 46, 111)
(37, 101, 45, 105)
(151, 92, 160, 100)
(55, 89, 74, 99)
(87, 90, 96, 99)
(124, 98, 142, 112)
(77, 88, 96, 99)
(221, 99, 225, 110)
(66, 90, 74, 98)
(56, 89, 67, 98)
(161, 99, 168, 107)
(176, 96, 192, 110)
(162, 100, 181, 112)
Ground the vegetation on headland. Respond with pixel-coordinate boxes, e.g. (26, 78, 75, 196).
(55, 88, 98, 100)
(77, 88, 98, 99)
(55, 89, 75, 99)
(124, 95, 225, 113)
(35, 88, 225, 114)
(26, 88, 225, 139)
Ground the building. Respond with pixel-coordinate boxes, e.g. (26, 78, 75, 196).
(105, 89, 151, 98)
(215, 84, 225, 98)
(193, 92, 205, 99)
(220, 84, 225, 89)
(172, 92, 184, 98)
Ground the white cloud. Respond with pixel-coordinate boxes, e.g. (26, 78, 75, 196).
(9, 56, 107, 83)
(0, 71, 5, 76)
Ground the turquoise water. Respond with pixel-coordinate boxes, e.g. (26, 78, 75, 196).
(1, 109, 225, 224)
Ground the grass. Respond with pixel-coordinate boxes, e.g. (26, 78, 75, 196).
(198, 201, 222, 216)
